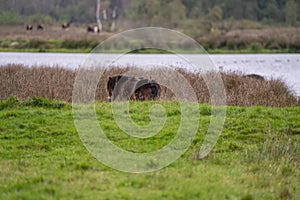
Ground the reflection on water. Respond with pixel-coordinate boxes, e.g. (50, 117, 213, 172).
(0, 52, 299, 96)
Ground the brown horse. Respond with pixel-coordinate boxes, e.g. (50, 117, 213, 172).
(26, 24, 33, 31)
(106, 75, 136, 101)
(87, 25, 100, 33)
(37, 24, 44, 31)
(107, 75, 122, 101)
(62, 22, 70, 29)
(106, 75, 161, 101)
(134, 79, 161, 101)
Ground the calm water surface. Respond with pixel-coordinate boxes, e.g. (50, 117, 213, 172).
(1, 52, 299, 96)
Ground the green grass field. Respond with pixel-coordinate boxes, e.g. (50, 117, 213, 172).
(0, 97, 299, 199)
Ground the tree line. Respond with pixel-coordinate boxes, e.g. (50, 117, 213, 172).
(0, 0, 122, 25)
(125, 0, 299, 26)
(0, 0, 299, 28)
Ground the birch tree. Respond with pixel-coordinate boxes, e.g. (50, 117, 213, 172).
(110, 6, 117, 31)
(96, 0, 102, 32)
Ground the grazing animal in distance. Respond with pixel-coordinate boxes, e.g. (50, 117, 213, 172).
(26, 24, 33, 31)
(245, 74, 264, 80)
(106, 75, 161, 101)
(94, 26, 100, 33)
(87, 26, 94, 32)
(37, 24, 44, 31)
(87, 25, 100, 33)
(62, 22, 70, 29)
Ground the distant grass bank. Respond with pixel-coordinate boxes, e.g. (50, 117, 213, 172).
(0, 46, 296, 54)
(0, 47, 92, 53)
(0, 97, 299, 199)
(0, 38, 298, 54)
(0, 26, 299, 53)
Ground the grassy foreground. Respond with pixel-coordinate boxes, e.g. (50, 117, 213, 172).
(0, 97, 299, 200)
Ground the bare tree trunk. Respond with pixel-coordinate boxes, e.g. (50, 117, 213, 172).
(103, 9, 107, 21)
(110, 21, 116, 32)
(110, 7, 117, 32)
(96, 0, 102, 33)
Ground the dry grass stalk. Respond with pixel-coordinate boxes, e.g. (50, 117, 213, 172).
(0, 64, 298, 107)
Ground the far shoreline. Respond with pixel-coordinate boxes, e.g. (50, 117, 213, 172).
(0, 47, 298, 54)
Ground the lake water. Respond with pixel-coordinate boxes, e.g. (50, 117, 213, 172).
(1, 52, 300, 96)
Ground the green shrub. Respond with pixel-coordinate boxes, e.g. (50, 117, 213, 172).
(23, 40, 49, 49)
(250, 43, 263, 53)
(60, 39, 97, 49)
(22, 97, 68, 109)
(0, 11, 23, 25)
(0, 97, 20, 110)
(27, 14, 55, 25)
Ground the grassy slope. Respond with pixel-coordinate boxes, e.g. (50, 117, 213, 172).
(0, 97, 299, 200)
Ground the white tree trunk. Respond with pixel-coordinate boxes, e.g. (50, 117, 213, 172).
(110, 7, 117, 32)
(110, 20, 116, 32)
(96, 0, 102, 33)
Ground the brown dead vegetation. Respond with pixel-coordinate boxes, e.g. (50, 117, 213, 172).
(198, 28, 300, 51)
(0, 64, 298, 107)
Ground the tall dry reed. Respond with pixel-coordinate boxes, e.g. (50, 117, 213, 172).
(0, 64, 298, 107)
(198, 28, 300, 50)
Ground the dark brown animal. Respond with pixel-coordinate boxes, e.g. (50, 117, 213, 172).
(106, 75, 161, 101)
(134, 79, 161, 101)
(26, 24, 33, 31)
(107, 75, 122, 101)
(106, 75, 135, 101)
(62, 22, 70, 29)
(37, 24, 44, 31)
(87, 26, 94, 32)
(87, 25, 100, 33)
